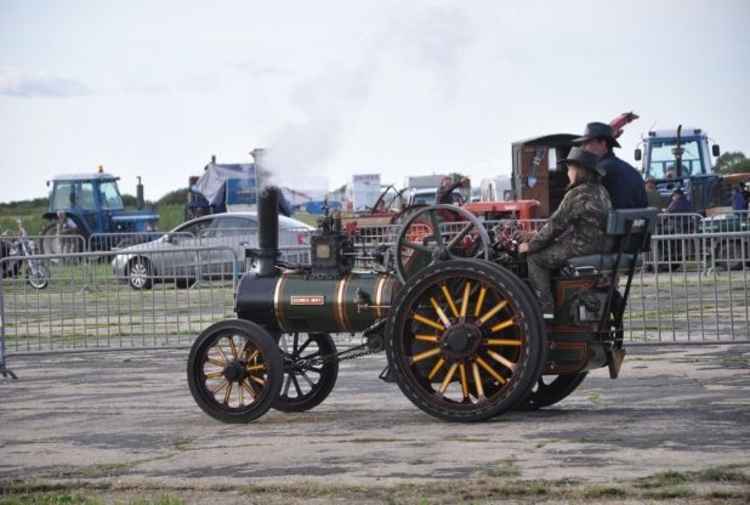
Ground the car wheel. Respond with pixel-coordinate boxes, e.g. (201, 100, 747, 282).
(128, 257, 153, 290)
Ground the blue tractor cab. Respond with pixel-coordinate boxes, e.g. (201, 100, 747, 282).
(42, 172, 159, 253)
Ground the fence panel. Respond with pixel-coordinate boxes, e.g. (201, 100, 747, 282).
(2, 233, 86, 259)
(625, 231, 750, 344)
(88, 231, 195, 251)
(3, 217, 750, 362)
(0, 246, 238, 355)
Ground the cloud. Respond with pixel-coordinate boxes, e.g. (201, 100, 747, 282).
(0, 68, 92, 98)
(232, 60, 289, 78)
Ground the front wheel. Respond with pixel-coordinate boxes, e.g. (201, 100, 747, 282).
(386, 259, 546, 422)
(26, 263, 50, 289)
(187, 319, 283, 423)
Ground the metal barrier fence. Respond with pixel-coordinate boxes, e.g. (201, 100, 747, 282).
(2, 217, 749, 376)
(0, 246, 239, 356)
(1, 233, 87, 258)
(88, 231, 195, 251)
(625, 230, 750, 344)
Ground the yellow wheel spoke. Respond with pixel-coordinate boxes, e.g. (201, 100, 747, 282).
(240, 380, 256, 400)
(459, 363, 470, 400)
(250, 376, 266, 386)
(228, 337, 239, 359)
(223, 382, 233, 405)
(439, 363, 459, 394)
(460, 281, 471, 318)
(487, 349, 517, 372)
(204, 370, 224, 379)
(413, 313, 445, 332)
(472, 361, 485, 399)
(415, 334, 439, 343)
(238, 380, 244, 405)
(485, 338, 522, 347)
(427, 357, 446, 380)
(211, 379, 229, 395)
(246, 349, 260, 364)
(474, 287, 487, 317)
(478, 300, 508, 325)
(429, 297, 452, 328)
(215, 344, 229, 364)
(476, 356, 507, 384)
(247, 364, 266, 372)
(410, 347, 442, 365)
(207, 357, 225, 368)
(490, 318, 515, 333)
(441, 285, 459, 318)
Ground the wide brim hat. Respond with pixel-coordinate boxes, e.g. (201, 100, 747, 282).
(559, 146, 606, 176)
(572, 121, 621, 148)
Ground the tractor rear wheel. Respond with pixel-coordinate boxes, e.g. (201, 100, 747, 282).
(41, 223, 82, 256)
(386, 259, 546, 422)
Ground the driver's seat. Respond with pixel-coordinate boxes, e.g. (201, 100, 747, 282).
(566, 208, 659, 276)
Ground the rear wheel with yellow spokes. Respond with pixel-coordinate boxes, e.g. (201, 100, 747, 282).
(187, 319, 282, 423)
(386, 259, 546, 422)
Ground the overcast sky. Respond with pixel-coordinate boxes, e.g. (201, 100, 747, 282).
(1, 0, 749, 203)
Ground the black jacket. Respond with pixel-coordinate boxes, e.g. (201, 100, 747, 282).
(598, 152, 648, 209)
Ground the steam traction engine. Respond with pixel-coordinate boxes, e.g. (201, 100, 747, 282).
(187, 187, 657, 422)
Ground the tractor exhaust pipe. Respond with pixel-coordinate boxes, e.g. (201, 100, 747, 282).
(136, 176, 144, 210)
(256, 185, 280, 277)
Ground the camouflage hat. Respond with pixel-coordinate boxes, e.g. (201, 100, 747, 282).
(572, 122, 621, 148)
(559, 146, 606, 176)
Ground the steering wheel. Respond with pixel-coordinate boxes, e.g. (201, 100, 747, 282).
(394, 204, 491, 283)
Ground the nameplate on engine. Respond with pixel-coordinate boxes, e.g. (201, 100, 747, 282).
(290, 295, 326, 306)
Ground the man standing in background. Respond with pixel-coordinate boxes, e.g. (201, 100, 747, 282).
(645, 177, 662, 209)
(574, 122, 648, 209)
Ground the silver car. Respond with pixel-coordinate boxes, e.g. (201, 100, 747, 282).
(112, 212, 313, 289)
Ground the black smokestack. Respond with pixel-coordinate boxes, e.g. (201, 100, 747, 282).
(257, 185, 280, 277)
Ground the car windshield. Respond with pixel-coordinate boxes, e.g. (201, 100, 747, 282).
(648, 138, 704, 179)
(99, 181, 124, 210)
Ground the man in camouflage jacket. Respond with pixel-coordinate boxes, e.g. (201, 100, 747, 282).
(521, 147, 612, 317)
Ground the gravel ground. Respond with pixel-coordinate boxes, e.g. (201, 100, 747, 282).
(1, 344, 749, 504)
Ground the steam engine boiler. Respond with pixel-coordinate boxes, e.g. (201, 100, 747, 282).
(235, 186, 400, 336)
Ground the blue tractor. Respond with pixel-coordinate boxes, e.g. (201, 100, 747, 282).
(41, 171, 159, 254)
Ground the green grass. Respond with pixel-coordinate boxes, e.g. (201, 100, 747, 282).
(0, 494, 102, 505)
(154, 204, 183, 232)
(0, 495, 184, 505)
(0, 207, 47, 235)
(3, 465, 749, 504)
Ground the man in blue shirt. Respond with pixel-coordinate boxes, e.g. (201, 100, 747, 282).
(573, 122, 648, 209)
(732, 183, 748, 211)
